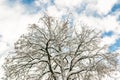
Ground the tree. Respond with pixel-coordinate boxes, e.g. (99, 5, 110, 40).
(3, 15, 119, 80)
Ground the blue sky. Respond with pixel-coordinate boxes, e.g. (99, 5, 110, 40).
(109, 38, 120, 52)
(0, 0, 120, 53)
(102, 31, 114, 37)
(0, 0, 119, 50)
(0, 0, 120, 78)
(111, 3, 120, 12)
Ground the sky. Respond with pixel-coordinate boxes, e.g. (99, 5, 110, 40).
(0, 0, 120, 79)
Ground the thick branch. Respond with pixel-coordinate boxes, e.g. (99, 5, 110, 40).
(45, 39, 57, 80)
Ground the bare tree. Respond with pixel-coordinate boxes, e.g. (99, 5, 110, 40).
(3, 15, 119, 80)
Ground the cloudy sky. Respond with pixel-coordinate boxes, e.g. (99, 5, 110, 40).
(0, 0, 120, 79)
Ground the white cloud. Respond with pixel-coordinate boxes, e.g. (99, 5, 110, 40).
(0, 1, 40, 44)
(55, 0, 82, 8)
(53, 0, 120, 34)
(47, 5, 62, 17)
(0, 42, 9, 55)
(54, 0, 118, 15)
(95, 0, 117, 15)
(46, 5, 69, 18)
(74, 14, 119, 32)
(35, 0, 49, 6)
(100, 35, 118, 47)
